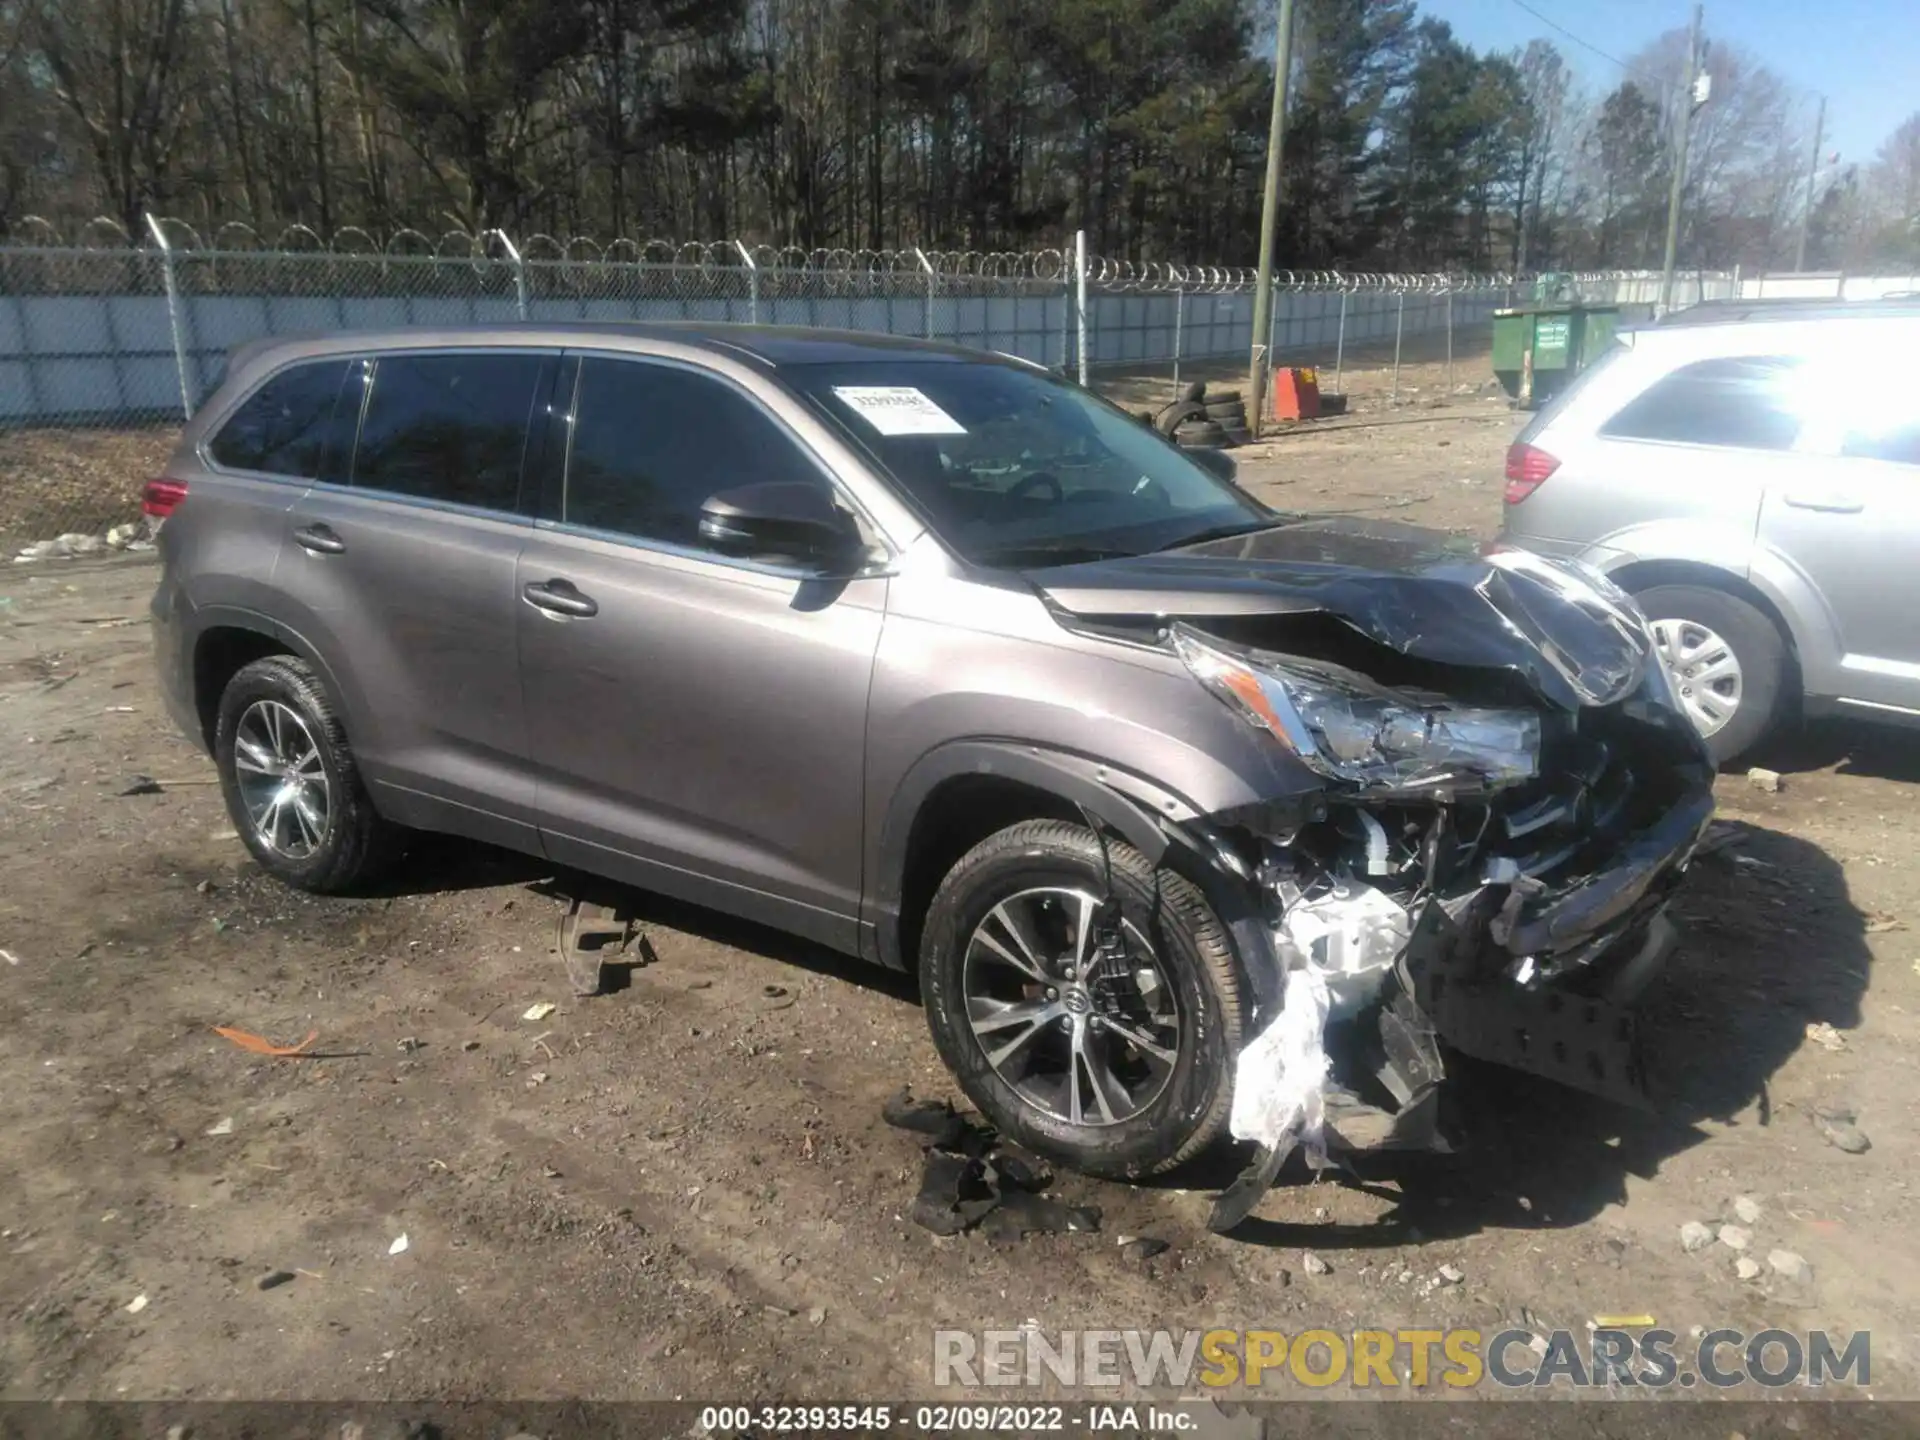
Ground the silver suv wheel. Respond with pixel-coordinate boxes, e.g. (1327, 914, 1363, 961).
(232, 699, 333, 857)
(1651, 616, 1744, 738)
(962, 885, 1182, 1128)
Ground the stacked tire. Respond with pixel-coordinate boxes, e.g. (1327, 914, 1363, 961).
(1156, 383, 1253, 450)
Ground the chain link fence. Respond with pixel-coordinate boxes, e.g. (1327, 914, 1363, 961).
(0, 213, 1777, 553)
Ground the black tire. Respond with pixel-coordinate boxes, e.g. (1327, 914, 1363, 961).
(1632, 584, 1787, 765)
(1179, 380, 1206, 404)
(1154, 400, 1205, 435)
(214, 654, 399, 893)
(1221, 425, 1254, 446)
(919, 820, 1246, 1180)
(1175, 420, 1230, 442)
(1204, 388, 1240, 405)
(1203, 400, 1247, 421)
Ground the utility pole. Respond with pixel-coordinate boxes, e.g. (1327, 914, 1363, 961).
(1794, 95, 1827, 272)
(1658, 3, 1705, 316)
(1246, 0, 1297, 435)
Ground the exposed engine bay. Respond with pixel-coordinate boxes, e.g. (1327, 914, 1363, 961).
(1028, 519, 1718, 1230)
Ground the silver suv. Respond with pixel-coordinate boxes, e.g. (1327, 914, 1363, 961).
(151, 324, 1711, 1223)
(1500, 305, 1920, 762)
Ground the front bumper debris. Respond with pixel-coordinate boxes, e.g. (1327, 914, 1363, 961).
(1205, 782, 1712, 1234)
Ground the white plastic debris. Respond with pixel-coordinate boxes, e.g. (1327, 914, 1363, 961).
(388, 1233, 409, 1256)
(126, 1294, 148, 1314)
(205, 1117, 234, 1137)
(1228, 966, 1331, 1173)
(522, 1002, 557, 1022)
(1274, 881, 1411, 1018)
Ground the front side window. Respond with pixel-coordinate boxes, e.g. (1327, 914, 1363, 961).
(782, 360, 1272, 565)
(208, 360, 348, 478)
(1600, 355, 1803, 452)
(562, 357, 829, 548)
(352, 352, 547, 511)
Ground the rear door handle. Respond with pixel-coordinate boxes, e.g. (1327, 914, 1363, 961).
(522, 579, 599, 618)
(292, 523, 346, 554)
(1782, 492, 1864, 514)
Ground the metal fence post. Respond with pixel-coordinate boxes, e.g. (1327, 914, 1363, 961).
(145, 213, 195, 420)
(1334, 288, 1348, 396)
(1391, 290, 1405, 405)
(914, 248, 936, 339)
(1171, 288, 1184, 399)
(1445, 287, 1454, 390)
(489, 228, 528, 320)
(1267, 284, 1280, 386)
(735, 240, 760, 324)
(1074, 230, 1088, 387)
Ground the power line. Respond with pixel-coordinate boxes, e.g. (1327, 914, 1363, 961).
(1505, 0, 1677, 96)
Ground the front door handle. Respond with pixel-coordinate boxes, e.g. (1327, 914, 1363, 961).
(1782, 492, 1864, 514)
(522, 579, 599, 618)
(292, 523, 346, 554)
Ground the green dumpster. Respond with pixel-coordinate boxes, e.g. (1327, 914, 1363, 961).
(1492, 276, 1620, 408)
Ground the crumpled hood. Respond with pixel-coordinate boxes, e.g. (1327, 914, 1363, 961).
(1027, 516, 1654, 711)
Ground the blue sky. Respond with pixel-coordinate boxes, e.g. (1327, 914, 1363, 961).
(1426, 0, 1917, 165)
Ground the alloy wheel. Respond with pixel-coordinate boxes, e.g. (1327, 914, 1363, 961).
(232, 699, 332, 858)
(961, 885, 1183, 1128)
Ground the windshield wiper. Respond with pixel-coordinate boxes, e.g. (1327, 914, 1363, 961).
(975, 541, 1132, 567)
(1156, 519, 1287, 552)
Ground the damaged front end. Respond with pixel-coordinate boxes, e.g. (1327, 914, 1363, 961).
(1044, 533, 1717, 1231)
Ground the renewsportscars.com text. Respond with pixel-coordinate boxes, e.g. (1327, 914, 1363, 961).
(933, 1326, 1871, 1391)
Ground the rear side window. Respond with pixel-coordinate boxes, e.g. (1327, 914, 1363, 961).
(1516, 342, 1626, 446)
(562, 357, 827, 549)
(1600, 356, 1803, 451)
(352, 352, 547, 511)
(209, 360, 348, 478)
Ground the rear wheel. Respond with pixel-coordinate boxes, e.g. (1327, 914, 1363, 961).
(1633, 584, 1786, 764)
(918, 821, 1245, 1179)
(214, 655, 399, 893)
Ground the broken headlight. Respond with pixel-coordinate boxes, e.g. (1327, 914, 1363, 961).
(1170, 624, 1540, 791)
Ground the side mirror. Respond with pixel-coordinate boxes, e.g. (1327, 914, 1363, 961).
(698, 481, 863, 568)
(1187, 447, 1238, 483)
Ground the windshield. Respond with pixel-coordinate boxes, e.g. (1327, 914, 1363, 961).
(783, 359, 1276, 565)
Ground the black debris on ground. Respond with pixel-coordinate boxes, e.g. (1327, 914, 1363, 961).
(884, 1087, 1101, 1242)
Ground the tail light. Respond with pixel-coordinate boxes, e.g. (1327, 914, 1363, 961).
(1503, 443, 1559, 504)
(142, 478, 188, 518)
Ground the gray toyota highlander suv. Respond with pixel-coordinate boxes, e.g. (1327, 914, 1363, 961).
(151, 324, 1712, 1225)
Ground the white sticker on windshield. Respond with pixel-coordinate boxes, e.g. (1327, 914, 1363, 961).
(831, 386, 967, 436)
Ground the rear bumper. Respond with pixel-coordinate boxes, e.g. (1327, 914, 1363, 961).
(149, 576, 202, 751)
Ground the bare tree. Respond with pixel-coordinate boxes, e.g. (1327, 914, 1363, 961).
(27, 0, 194, 232)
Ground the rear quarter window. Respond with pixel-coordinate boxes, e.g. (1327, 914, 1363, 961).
(1516, 341, 1627, 445)
(1599, 355, 1803, 451)
(208, 360, 350, 478)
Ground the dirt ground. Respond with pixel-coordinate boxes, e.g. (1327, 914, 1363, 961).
(3, 352, 1918, 1415)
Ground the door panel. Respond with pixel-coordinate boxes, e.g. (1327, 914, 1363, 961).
(517, 354, 884, 949)
(1764, 353, 1920, 711)
(268, 351, 553, 848)
(1759, 458, 1920, 710)
(518, 534, 884, 945)
(276, 487, 537, 841)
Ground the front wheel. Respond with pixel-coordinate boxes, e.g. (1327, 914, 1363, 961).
(1633, 584, 1787, 765)
(918, 820, 1246, 1180)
